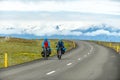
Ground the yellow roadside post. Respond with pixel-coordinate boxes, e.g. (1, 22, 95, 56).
(118, 46, 120, 54)
(109, 43, 112, 47)
(73, 41, 76, 48)
(116, 45, 119, 52)
(4, 53, 8, 68)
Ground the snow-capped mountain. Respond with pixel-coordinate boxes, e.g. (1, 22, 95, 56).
(0, 23, 120, 42)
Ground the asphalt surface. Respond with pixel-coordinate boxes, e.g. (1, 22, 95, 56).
(0, 41, 120, 80)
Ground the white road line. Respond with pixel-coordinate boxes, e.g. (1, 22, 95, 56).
(84, 55, 87, 57)
(46, 71, 56, 75)
(90, 46, 93, 53)
(91, 47, 93, 50)
(67, 63, 72, 66)
(78, 58, 81, 60)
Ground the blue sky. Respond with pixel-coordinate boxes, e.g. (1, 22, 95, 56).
(0, 0, 120, 41)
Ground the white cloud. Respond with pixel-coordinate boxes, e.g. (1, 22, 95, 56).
(0, 0, 119, 15)
(85, 29, 120, 36)
(0, 21, 120, 36)
(0, 0, 120, 38)
(85, 29, 110, 36)
(0, 0, 120, 28)
(0, 21, 86, 36)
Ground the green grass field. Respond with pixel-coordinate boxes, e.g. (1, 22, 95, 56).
(0, 37, 74, 68)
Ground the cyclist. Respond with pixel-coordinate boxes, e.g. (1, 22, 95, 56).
(56, 39, 66, 54)
(41, 38, 51, 57)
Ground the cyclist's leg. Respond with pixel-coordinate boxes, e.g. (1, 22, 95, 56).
(61, 47, 64, 54)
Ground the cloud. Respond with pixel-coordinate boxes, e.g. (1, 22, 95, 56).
(0, 0, 119, 15)
(0, 21, 84, 36)
(0, 0, 120, 28)
(85, 29, 110, 36)
(0, 21, 120, 37)
(1, 11, 120, 21)
(0, 0, 120, 37)
(1, 11, 120, 28)
(84, 29, 120, 36)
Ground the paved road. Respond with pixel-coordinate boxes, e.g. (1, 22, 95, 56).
(0, 41, 120, 80)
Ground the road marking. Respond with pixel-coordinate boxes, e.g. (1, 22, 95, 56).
(78, 58, 81, 60)
(67, 63, 72, 66)
(90, 46, 93, 53)
(88, 53, 90, 55)
(46, 71, 56, 75)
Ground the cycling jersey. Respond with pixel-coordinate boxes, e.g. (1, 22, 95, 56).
(44, 41, 48, 48)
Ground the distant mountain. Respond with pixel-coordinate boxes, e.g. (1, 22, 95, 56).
(71, 24, 119, 33)
(0, 24, 120, 42)
(1, 34, 120, 42)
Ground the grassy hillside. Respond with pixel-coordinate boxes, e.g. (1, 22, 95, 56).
(0, 37, 74, 68)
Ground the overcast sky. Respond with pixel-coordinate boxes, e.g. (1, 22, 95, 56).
(0, 0, 120, 37)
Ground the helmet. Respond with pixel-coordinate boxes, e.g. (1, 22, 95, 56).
(44, 38, 48, 41)
(59, 39, 62, 42)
